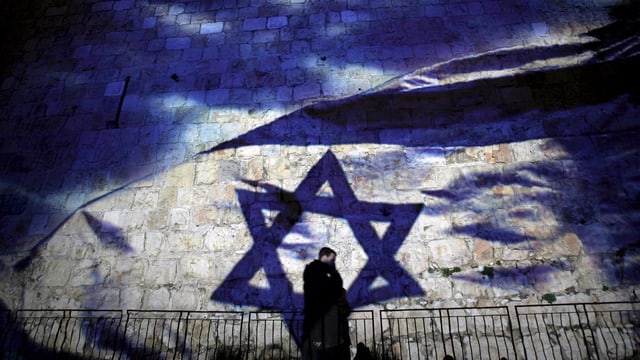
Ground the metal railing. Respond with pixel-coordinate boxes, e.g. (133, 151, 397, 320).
(123, 310, 245, 359)
(245, 310, 375, 359)
(380, 306, 516, 360)
(1, 302, 638, 359)
(515, 302, 640, 360)
(2, 309, 125, 358)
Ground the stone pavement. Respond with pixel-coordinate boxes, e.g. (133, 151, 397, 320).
(0, 0, 638, 315)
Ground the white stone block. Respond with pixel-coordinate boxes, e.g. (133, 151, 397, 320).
(146, 287, 171, 308)
(169, 208, 191, 230)
(201, 22, 224, 34)
(180, 256, 211, 279)
(428, 238, 471, 267)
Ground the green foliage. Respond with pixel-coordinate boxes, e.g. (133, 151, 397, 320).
(441, 267, 461, 277)
(542, 293, 557, 304)
(480, 266, 494, 278)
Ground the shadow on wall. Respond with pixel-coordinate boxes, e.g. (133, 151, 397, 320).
(211, 151, 424, 344)
(8, 33, 640, 292)
(1, 0, 636, 263)
(1, 0, 635, 255)
(207, 53, 640, 312)
(0, 3, 638, 354)
(0, 0, 538, 249)
(205, 54, 639, 152)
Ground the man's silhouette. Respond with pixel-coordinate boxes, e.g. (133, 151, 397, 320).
(302, 247, 351, 360)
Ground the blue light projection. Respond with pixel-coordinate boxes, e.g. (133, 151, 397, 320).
(203, 56, 639, 154)
(82, 211, 134, 253)
(201, 54, 640, 288)
(1, 1, 639, 357)
(212, 150, 423, 343)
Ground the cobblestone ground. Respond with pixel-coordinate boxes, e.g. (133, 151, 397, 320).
(0, 0, 638, 319)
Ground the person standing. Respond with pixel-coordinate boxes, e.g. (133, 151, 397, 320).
(302, 247, 351, 360)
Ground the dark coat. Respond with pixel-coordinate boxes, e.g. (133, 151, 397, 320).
(302, 260, 351, 359)
(304, 260, 343, 319)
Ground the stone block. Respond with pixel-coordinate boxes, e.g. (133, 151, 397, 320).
(293, 82, 321, 101)
(161, 231, 202, 253)
(204, 225, 250, 253)
(532, 22, 549, 37)
(128, 232, 145, 253)
(574, 256, 606, 290)
(147, 38, 165, 51)
(473, 239, 494, 263)
(267, 16, 288, 29)
(243, 17, 266, 31)
(165, 37, 192, 50)
(491, 273, 526, 298)
(180, 256, 211, 279)
(102, 211, 122, 232)
(158, 188, 178, 209)
(142, 16, 157, 29)
(452, 271, 491, 298)
(146, 287, 171, 308)
(418, 277, 453, 300)
(239, 6, 259, 18)
(205, 88, 230, 105)
(144, 231, 166, 256)
(132, 189, 159, 209)
(168, 3, 185, 16)
(176, 14, 192, 26)
(253, 29, 278, 43)
(341, 10, 358, 23)
(528, 264, 577, 293)
(176, 186, 211, 207)
(169, 208, 191, 230)
(28, 214, 50, 236)
(201, 22, 224, 34)
(69, 261, 100, 286)
(309, 13, 325, 26)
(538, 232, 583, 258)
(166, 163, 195, 187)
(42, 259, 72, 286)
(170, 287, 200, 309)
(428, 238, 472, 267)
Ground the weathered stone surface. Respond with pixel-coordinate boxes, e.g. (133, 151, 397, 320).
(428, 238, 472, 267)
(0, 0, 637, 344)
(528, 264, 577, 294)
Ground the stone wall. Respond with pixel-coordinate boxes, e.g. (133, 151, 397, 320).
(1, 0, 639, 331)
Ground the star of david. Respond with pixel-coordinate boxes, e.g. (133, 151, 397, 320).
(211, 150, 424, 341)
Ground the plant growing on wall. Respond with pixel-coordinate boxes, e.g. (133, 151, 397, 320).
(542, 293, 557, 304)
(441, 267, 461, 277)
(480, 266, 495, 279)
